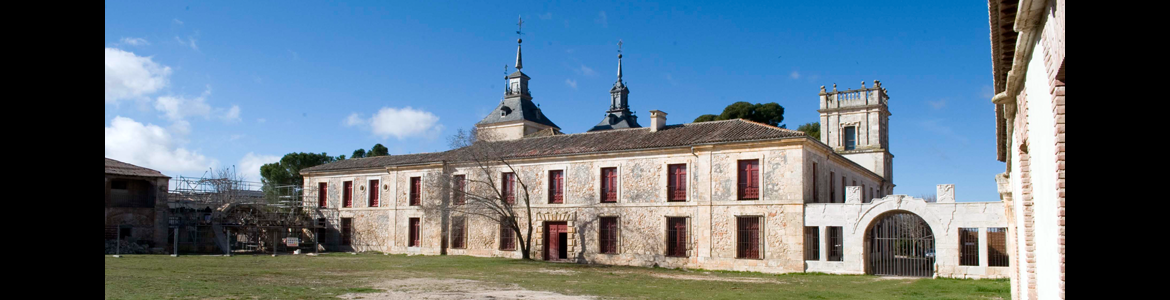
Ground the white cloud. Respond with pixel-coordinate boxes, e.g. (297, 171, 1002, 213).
(345, 107, 443, 140)
(222, 105, 241, 122)
(575, 64, 596, 77)
(257, 118, 267, 123)
(155, 92, 212, 122)
(565, 79, 578, 89)
(664, 73, 678, 86)
(173, 18, 184, 25)
(238, 152, 281, 183)
(105, 116, 217, 174)
(120, 37, 150, 46)
(926, 99, 947, 110)
(790, 70, 800, 79)
(105, 48, 171, 103)
(175, 36, 198, 51)
(596, 11, 608, 28)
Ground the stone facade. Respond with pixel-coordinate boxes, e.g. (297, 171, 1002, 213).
(989, 0, 1064, 298)
(105, 159, 171, 253)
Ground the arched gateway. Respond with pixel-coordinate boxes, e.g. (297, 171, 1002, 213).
(866, 211, 935, 277)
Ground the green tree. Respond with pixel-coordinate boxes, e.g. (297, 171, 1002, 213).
(692, 101, 785, 127)
(352, 149, 366, 158)
(368, 143, 389, 157)
(797, 122, 820, 140)
(259, 152, 337, 186)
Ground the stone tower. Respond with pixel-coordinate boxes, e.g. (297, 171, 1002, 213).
(818, 81, 894, 194)
(476, 33, 560, 141)
(588, 41, 641, 132)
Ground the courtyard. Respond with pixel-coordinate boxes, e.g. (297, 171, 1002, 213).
(104, 253, 1009, 299)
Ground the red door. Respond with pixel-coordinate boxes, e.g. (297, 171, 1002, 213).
(544, 222, 567, 260)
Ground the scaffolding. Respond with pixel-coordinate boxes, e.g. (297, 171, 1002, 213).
(166, 167, 336, 255)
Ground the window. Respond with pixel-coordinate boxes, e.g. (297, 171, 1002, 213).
(988, 227, 1009, 267)
(368, 179, 380, 207)
(840, 176, 846, 203)
(736, 216, 762, 259)
(502, 172, 516, 204)
(499, 219, 516, 250)
(844, 126, 856, 150)
(599, 217, 619, 254)
(862, 183, 867, 203)
(811, 162, 818, 203)
(737, 160, 760, 200)
(409, 177, 421, 206)
(667, 164, 687, 201)
(827, 226, 843, 261)
(318, 182, 328, 207)
(451, 217, 466, 249)
(959, 228, 979, 266)
(666, 217, 688, 257)
(804, 226, 819, 261)
(600, 167, 617, 203)
(453, 175, 465, 205)
(829, 171, 835, 203)
(409, 218, 421, 247)
(549, 170, 563, 204)
(343, 181, 353, 207)
(341, 217, 353, 246)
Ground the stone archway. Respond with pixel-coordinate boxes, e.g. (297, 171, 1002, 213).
(865, 210, 935, 277)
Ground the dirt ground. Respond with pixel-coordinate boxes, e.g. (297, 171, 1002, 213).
(337, 278, 596, 300)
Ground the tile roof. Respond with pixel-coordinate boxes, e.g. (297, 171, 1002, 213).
(301, 119, 806, 174)
(476, 96, 560, 129)
(105, 158, 170, 178)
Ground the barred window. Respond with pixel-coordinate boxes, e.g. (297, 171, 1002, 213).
(959, 228, 979, 266)
(988, 227, 1009, 267)
(827, 226, 843, 261)
(666, 217, 687, 257)
(829, 171, 835, 203)
(811, 162, 818, 203)
(409, 218, 421, 247)
(736, 216, 762, 259)
(804, 226, 819, 261)
(499, 219, 516, 250)
(599, 217, 618, 254)
(341, 217, 353, 246)
(451, 217, 466, 249)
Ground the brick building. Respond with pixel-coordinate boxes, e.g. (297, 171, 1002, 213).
(300, 35, 1009, 278)
(988, 0, 1064, 298)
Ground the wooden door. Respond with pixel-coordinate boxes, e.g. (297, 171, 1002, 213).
(544, 222, 567, 260)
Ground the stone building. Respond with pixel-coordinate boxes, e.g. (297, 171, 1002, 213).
(988, 0, 1064, 298)
(300, 37, 1009, 278)
(105, 158, 170, 253)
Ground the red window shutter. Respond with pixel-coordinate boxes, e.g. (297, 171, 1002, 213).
(410, 177, 421, 206)
(600, 217, 618, 254)
(738, 160, 759, 200)
(549, 171, 563, 204)
(601, 168, 617, 203)
(667, 217, 687, 257)
(502, 173, 515, 204)
(668, 164, 686, 201)
(369, 180, 379, 207)
(409, 218, 420, 247)
(318, 182, 327, 207)
(342, 181, 352, 207)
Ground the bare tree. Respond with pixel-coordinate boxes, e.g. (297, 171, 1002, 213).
(424, 128, 539, 259)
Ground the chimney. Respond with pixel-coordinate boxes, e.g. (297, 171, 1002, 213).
(649, 110, 667, 132)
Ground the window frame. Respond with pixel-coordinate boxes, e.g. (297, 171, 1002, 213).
(843, 125, 856, 150)
(827, 226, 843, 261)
(548, 170, 564, 204)
(318, 182, 328, 208)
(804, 226, 820, 261)
(736, 216, 763, 259)
(342, 181, 353, 208)
(409, 177, 421, 206)
(599, 216, 619, 254)
(600, 167, 618, 203)
(451, 216, 466, 249)
(667, 164, 687, 202)
(499, 218, 517, 251)
(452, 175, 466, 205)
(501, 172, 516, 204)
(368, 179, 380, 207)
(408, 217, 421, 247)
(665, 217, 688, 257)
(959, 227, 980, 266)
(341, 217, 353, 246)
(737, 159, 760, 200)
(987, 227, 1009, 267)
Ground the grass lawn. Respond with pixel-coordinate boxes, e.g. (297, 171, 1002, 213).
(105, 253, 1008, 299)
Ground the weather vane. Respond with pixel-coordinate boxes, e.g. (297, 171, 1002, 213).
(516, 15, 524, 39)
(618, 39, 623, 54)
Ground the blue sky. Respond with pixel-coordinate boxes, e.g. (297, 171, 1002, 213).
(105, 1, 1003, 202)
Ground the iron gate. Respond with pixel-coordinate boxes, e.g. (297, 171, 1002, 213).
(867, 212, 935, 277)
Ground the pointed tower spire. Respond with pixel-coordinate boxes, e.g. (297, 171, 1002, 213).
(589, 39, 641, 132)
(616, 39, 623, 81)
(515, 15, 524, 70)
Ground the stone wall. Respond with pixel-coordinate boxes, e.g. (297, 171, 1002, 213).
(303, 139, 889, 274)
(803, 194, 1008, 279)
